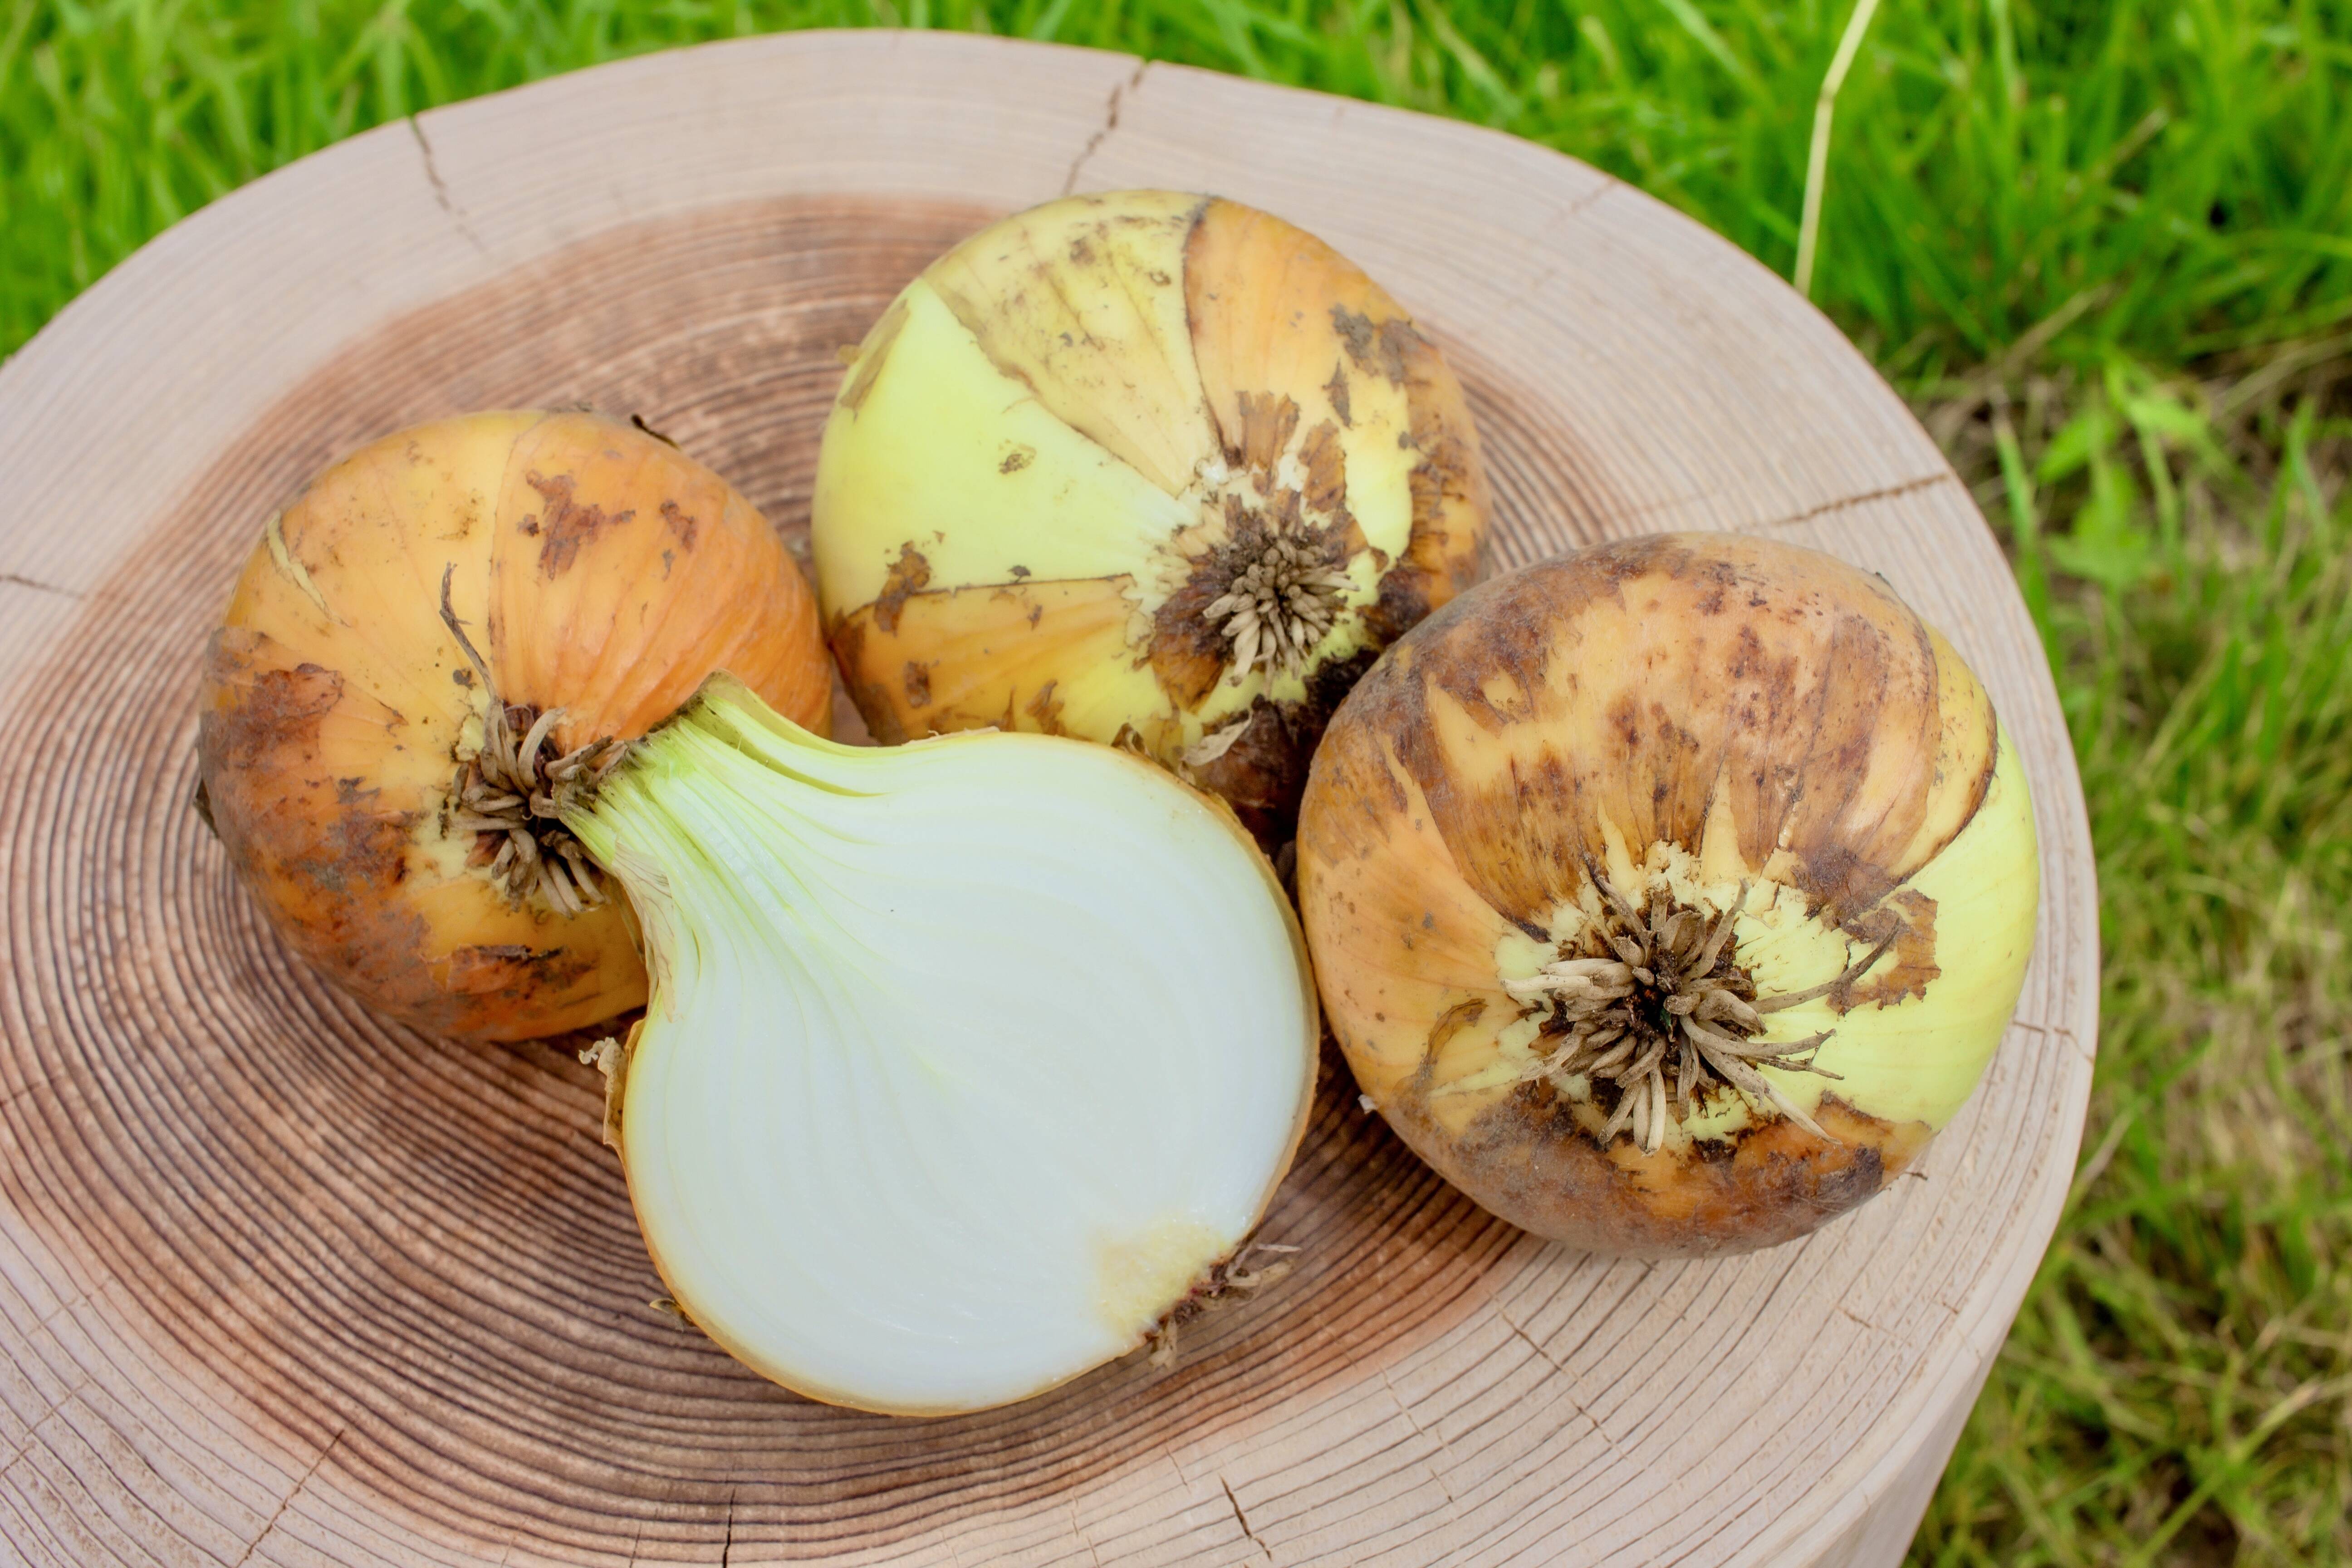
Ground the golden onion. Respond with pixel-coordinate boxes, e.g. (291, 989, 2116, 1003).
(811, 190, 1490, 842)
(196, 411, 832, 1041)
(1297, 533, 2040, 1255)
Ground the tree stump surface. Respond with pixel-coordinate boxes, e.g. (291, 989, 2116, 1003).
(0, 31, 2097, 1568)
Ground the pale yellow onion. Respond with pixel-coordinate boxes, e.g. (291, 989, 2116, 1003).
(811, 190, 1489, 843)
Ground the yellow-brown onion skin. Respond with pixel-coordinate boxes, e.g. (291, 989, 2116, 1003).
(1296, 533, 2039, 1256)
(196, 412, 833, 1042)
(813, 191, 1490, 844)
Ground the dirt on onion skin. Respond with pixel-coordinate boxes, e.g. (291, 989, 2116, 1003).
(817, 196, 1492, 849)
(1376, 1075, 1932, 1258)
(196, 629, 606, 1039)
(1297, 532, 2005, 1253)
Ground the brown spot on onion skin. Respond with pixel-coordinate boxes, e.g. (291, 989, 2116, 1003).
(1023, 679, 1066, 735)
(1298, 420, 1347, 515)
(872, 543, 932, 636)
(521, 471, 635, 578)
(1392, 323, 1486, 613)
(902, 660, 932, 710)
(199, 630, 493, 1037)
(1330, 306, 1410, 385)
(1151, 559, 1240, 711)
(1230, 391, 1301, 476)
(1324, 363, 1352, 427)
(1423, 998, 1487, 1062)
(1838, 887, 1940, 1011)
(1361, 560, 1432, 649)
(201, 648, 346, 769)
(442, 943, 597, 999)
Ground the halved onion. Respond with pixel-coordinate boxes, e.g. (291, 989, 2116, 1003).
(567, 677, 1318, 1413)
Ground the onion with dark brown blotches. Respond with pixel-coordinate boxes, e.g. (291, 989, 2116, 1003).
(811, 190, 1490, 844)
(1297, 532, 2040, 1256)
(196, 410, 832, 1041)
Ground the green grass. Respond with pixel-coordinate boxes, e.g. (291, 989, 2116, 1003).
(5, 0, 2348, 1561)
(1922, 381, 2352, 1566)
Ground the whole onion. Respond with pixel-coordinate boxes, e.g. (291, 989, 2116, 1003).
(1297, 533, 2040, 1255)
(196, 411, 832, 1040)
(811, 190, 1490, 843)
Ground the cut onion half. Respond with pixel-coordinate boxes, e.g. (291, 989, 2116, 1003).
(565, 677, 1318, 1414)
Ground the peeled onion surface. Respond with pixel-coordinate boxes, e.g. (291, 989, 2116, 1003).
(567, 678, 1318, 1414)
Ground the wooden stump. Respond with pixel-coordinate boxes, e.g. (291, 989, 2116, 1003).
(0, 32, 2096, 1567)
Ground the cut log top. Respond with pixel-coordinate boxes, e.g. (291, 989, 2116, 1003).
(0, 30, 2093, 1568)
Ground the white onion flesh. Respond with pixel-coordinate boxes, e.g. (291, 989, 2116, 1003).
(566, 678, 1318, 1415)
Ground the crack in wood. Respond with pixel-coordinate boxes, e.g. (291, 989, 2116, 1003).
(1220, 1475, 1271, 1563)
(1068, 1497, 1104, 1568)
(1379, 1368, 1461, 1509)
(0, 573, 81, 599)
(1061, 60, 1149, 196)
(409, 116, 488, 254)
(1756, 471, 1959, 530)
(1482, 179, 1623, 327)
(1495, 1307, 1568, 1377)
(2007, 1018, 2093, 1064)
(234, 1429, 343, 1566)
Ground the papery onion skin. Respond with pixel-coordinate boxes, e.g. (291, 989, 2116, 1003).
(1297, 533, 2040, 1257)
(812, 191, 1489, 844)
(196, 412, 831, 1042)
